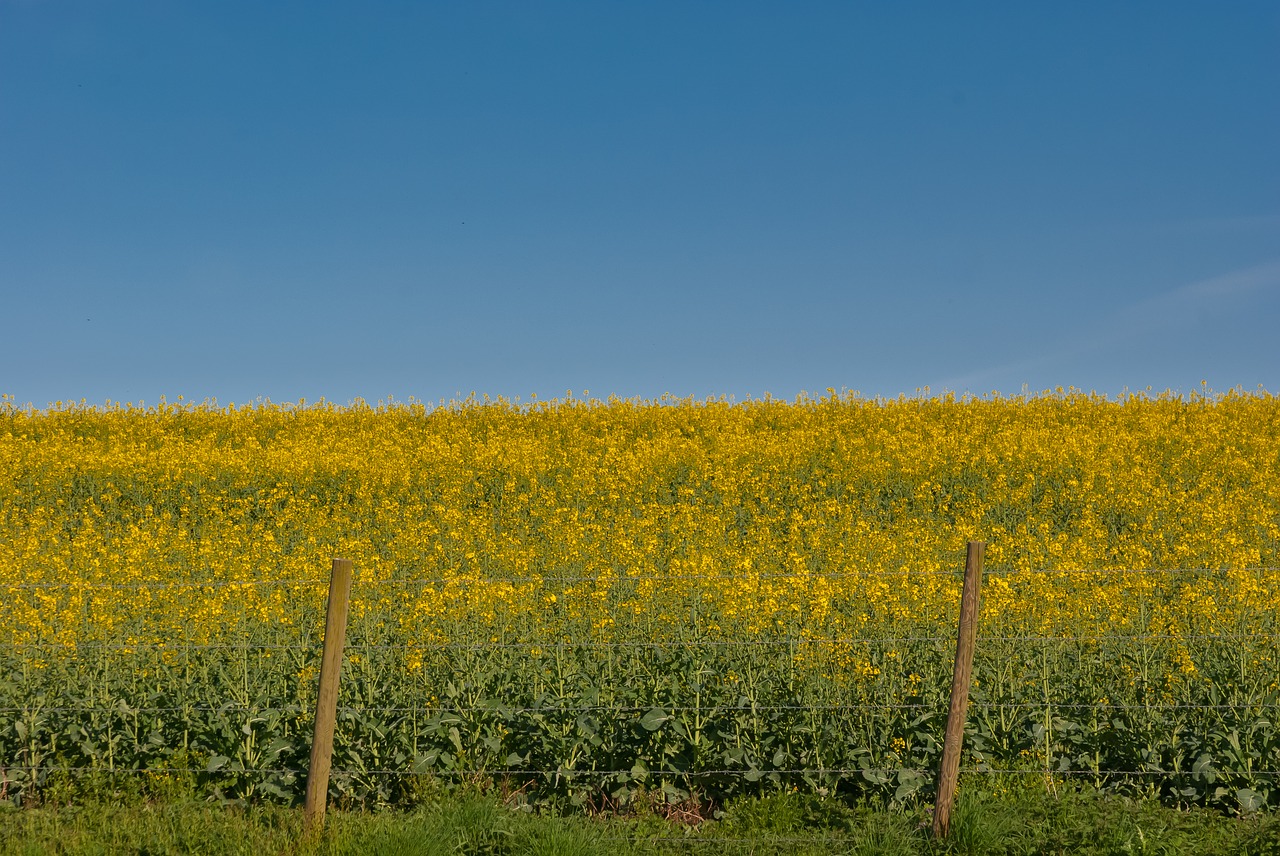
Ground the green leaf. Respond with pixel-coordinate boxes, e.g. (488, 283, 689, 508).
(640, 708, 670, 732)
(894, 781, 920, 801)
(1237, 788, 1265, 813)
(414, 750, 439, 772)
(860, 765, 893, 785)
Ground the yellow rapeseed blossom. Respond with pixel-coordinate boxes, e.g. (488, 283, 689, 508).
(0, 389, 1277, 668)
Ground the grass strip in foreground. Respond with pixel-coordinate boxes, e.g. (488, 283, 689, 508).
(3, 785, 1279, 855)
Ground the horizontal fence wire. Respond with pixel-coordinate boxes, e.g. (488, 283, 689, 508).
(8, 565, 1279, 590)
(5, 571, 952, 590)
(6, 704, 944, 715)
(6, 580, 332, 590)
(4, 633, 1279, 651)
(5, 766, 1279, 779)
(986, 566, 1280, 575)
(4, 702, 1280, 716)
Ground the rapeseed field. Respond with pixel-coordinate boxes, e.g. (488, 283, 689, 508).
(2, 389, 1278, 810)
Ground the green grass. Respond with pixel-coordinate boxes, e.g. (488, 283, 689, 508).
(3, 785, 1279, 856)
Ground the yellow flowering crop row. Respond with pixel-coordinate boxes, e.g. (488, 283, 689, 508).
(2, 388, 1277, 651)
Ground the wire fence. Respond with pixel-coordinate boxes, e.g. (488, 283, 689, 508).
(7, 701, 1280, 716)
(6, 765, 1280, 778)
(3, 564, 1279, 811)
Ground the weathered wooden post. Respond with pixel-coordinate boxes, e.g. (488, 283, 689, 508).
(932, 541, 985, 839)
(304, 558, 354, 834)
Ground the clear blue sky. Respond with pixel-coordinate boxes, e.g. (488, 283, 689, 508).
(3, 2, 1277, 407)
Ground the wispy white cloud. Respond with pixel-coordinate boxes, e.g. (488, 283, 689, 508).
(1097, 258, 1280, 335)
(1159, 258, 1280, 302)
(932, 258, 1280, 394)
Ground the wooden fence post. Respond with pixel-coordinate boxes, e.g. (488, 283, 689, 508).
(304, 558, 354, 834)
(932, 541, 985, 839)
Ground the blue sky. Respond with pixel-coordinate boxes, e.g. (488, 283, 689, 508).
(2, 2, 1277, 408)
